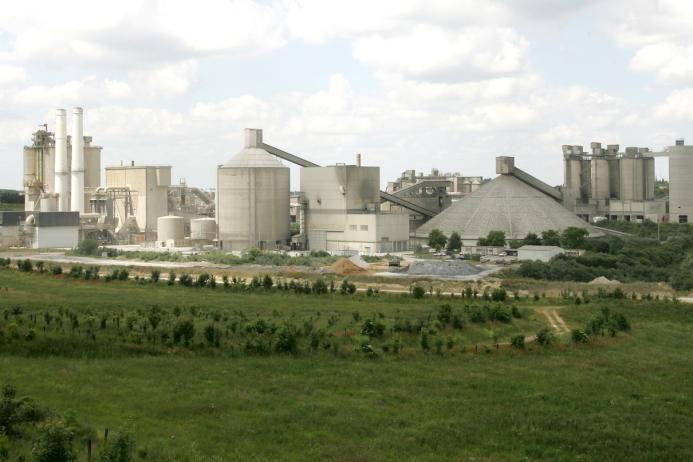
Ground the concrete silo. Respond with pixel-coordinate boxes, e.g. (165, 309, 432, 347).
(669, 139, 693, 224)
(216, 129, 289, 251)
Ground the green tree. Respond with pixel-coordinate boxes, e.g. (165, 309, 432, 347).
(76, 239, 100, 256)
(561, 227, 589, 249)
(446, 231, 462, 252)
(541, 229, 561, 246)
(522, 232, 542, 245)
(479, 230, 506, 247)
(428, 229, 447, 251)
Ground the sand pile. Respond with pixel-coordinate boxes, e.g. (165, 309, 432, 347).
(330, 257, 368, 275)
(407, 260, 482, 277)
(588, 276, 621, 285)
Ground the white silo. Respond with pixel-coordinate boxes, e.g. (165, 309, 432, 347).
(157, 215, 185, 244)
(668, 139, 693, 223)
(191, 217, 217, 242)
(217, 129, 289, 251)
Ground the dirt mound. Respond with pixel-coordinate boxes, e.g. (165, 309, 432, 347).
(407, 260, 481, 277)
(330, 257, 368, 275)
(588, 276, 621, 285)
(348, 255, 370, 270)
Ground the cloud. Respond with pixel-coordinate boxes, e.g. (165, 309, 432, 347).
(0, 0, 286, 68)
(654, 88, 693, 121)
(354, 26, 529, 81)
(0, 64, 26, 86)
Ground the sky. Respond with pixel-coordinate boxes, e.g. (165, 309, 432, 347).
(1, 0, 693, 190)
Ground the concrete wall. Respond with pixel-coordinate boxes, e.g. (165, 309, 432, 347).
(0, 226, 20, 247)
(33, 226, 79, 249)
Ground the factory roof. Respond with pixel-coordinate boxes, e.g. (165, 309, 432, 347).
(517, 245, 564, 252)
(416, 174, 603, 241)
(220, 147, 286, 169)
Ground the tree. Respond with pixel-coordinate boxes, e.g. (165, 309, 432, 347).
(541, 229, 561, 246)
(479, 230, 506, 247)
(561, 227, 589, 249)
(428, 229, 447, 251)
(522, 232, 542, 246)
(446, 231, 462, 252)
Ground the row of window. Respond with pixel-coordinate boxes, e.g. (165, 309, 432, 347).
(348, 224, 369, 231)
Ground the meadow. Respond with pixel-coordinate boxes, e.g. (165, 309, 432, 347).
(0, 266, 692, 460)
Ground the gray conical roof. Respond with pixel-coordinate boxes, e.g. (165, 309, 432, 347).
(415, 174, 602, 241)
(221, 147, 286, 169)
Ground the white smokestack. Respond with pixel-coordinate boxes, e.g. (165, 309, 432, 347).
(54, 109, 69, 212)
(70, 107, 84, 213)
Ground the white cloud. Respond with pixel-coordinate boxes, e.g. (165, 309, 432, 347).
(654, 88, 693, 121)
(0, 64, 26, 86)
(354, 26, 529, 81)
(630, 43, 693, 84)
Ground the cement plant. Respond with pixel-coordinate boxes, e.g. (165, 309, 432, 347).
(2, 3, 693, 460)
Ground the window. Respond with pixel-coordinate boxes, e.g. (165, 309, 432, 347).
(679, 215, 688, 224)
(349, 224, 357, 231)
(610, 215, 617, 221)
(625, 215, 631, 222)
(636, 215, 644, 221)
(360, 225, 368, 231)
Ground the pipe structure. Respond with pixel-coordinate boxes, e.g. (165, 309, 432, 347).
(54, 109, 69, 212)
(70, 107, 85, 213)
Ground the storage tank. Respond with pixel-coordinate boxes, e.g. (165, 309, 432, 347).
(191, 217, 216, 242)
(217, 128, 289, 251)
(668, 140, 693, 223)
(39, 194, 58, 212)
(157, 215, 185, 243)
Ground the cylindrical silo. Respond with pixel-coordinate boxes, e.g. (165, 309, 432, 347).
(191, 217, 217, 242)
(668, 142, 693, 223)
(39, 194, 58, 212)
(157, 215, 185, 243)
(217, 128, 289, 251)
(54, 109, 69, 212)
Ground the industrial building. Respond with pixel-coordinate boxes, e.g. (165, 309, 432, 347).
(653, 139, 693, 224)
(301, 164, 409, 253)
(105, 164, 172, 238)
(383, 169, 484, 233)
(561, 142, 666, 222)
(517, 245, 565, 262)
(0, 211, 79, 249)
(415, 157, 603, 246)
(23, 108, 101, 213)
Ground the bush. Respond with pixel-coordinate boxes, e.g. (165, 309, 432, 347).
(437, 304, 452, 326)
(411, 286, 425, 299)
(75, 239, 100, 256)
(312, 278, 328, 294)
(360, 319, 385, 338)
(117, 269, 129, 281)
(275, 324, 299, 354)
(173, 319, 195, 346)
(571, 329, 589, 344)
(99, 432, 135, 462)
(535, 328, 554, 346)
(150, 270, 160, 283)
(32, 418, 75, 462)
(491, 288, 507, 301)
(167, 271, 176, 286)
(178, 273, 193, 287)
(510, 335, 525, 349)
(51, 265, 63, 275)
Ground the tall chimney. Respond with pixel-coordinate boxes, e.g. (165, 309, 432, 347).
(54, 109, 69, 212)
(70, 107, 85, 213)
(356, 153, 362, 167)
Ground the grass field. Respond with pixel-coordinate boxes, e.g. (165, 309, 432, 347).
(1, 268, 692, 460)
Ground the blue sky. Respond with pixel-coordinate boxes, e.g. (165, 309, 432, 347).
(1, 0, 692, 190)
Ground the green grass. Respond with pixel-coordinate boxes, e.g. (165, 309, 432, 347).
(0, 269, 692, 460)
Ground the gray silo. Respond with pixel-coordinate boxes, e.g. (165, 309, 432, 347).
(216, 129, 289, 251)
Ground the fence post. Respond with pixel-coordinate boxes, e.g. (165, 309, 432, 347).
(104, 427, 109, 443)
(87, 439, 92, 462)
